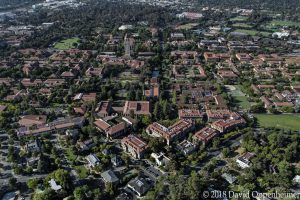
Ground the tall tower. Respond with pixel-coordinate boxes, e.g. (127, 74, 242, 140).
(124, 34, 134, 58)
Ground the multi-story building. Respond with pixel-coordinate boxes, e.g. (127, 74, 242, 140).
(146, 119, 195, 145)
(121, 135, 148, 159)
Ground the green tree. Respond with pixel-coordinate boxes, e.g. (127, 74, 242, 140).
(27, 178, 39, 190)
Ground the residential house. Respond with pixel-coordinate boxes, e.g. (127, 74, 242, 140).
(111, 156, 123, 167)
(221, 173, 237, 184)
(86, 154, 100, 168)
(151, 152, 170, 166)
(48, 179, 62, 192)
(101, 170, 119, 185)
(177, 140, 197, 155)
(127, 177, 151, 197)
(24, 139, 41, 153)
(236, 152, 255, 169)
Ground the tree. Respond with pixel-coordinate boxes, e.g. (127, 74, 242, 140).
(27, 178, 39, 190)
(148, 137, 164, 152)
(9, 177, 17, 189)
(73, 186, 88, 200)
(187, 171, 203, 199)
(105, 182, 114, 196)
(222, 148, 230, 158)
(33, 188, 56, 200)
(51, 169, 72, 191)
(93, 188, 104, 200)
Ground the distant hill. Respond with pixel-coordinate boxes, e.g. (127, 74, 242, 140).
(199, 0, 300, 11)
(0, 0, 42, 10)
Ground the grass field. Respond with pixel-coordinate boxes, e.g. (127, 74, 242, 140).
(54, 37, 80, 50)
(74, 165, 89, 179)
(234, 29, 270, 36)
(255, 114, 300, 131)
(66, 148, 77, 162)
(270, 20, 300, 28)
(232, 23, 253, 28)
(226, 85, 251, 110)
(175, 23, 199, 30)
(234, 96, 251, 109)
(230, 16, 248, 22)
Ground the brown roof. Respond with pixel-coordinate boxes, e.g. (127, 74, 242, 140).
(193, 127, 219, 143)
(94, 119, 111, 131)
(18, 115, 47, 127)
(107, 122, 126, 136)
(123, 101, 150, 115)
(121, 134, 148, 153)
(0, 105, 7, 112)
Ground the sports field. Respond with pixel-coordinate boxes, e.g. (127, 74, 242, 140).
(255, 114, 300, 131)
(226, 85, 251, 109)
(54, 37, 80, 50)
(234, 29, 270, 36)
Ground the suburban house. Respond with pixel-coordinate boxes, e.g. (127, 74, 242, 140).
(127, 177, 151, 197)
(24, 139, 42, 153)
(236, 152, 255, 169)
(101, 170, 119, 185)
(111, 156, 123, 167)
(177, 140, 197, 155)
(86, 154, 100, 168)
(48, 179, 62, 192)
(151, 152, 170, 166)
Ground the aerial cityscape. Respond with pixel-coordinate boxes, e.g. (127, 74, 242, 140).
(0, 0, 300, 199)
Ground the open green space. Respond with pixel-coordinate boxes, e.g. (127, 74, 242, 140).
(255, 114, 300, 131)
(227, 85, 251, 109)
(74, 165, 89, 179)
(54, 37, 80, 50)
(234, 96, 251, 109)
(232, 23, 253, 28)
(176, 23, 199, 30)
(230, 16, 248, 22)
(66, 148, 77, 162)
(234, 29, 270, 36)
(270, 20, 300, 28)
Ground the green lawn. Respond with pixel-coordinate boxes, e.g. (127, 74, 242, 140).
(74, 165, 89, 179)
(234, 96, 251, 109)
(227, 85, 251, 110)
(66, 148, 77, 162)
(234, 29, 270, 36)
(176, 23, 199, 30)
(54, 37, 80, 50)
(270, 20, 300, 28)
(255, 114, 300, 131)
(232, 23, 253, 28)
(230, 16, 248, 22)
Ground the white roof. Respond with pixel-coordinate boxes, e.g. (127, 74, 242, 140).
(48, 179, 62, 191)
